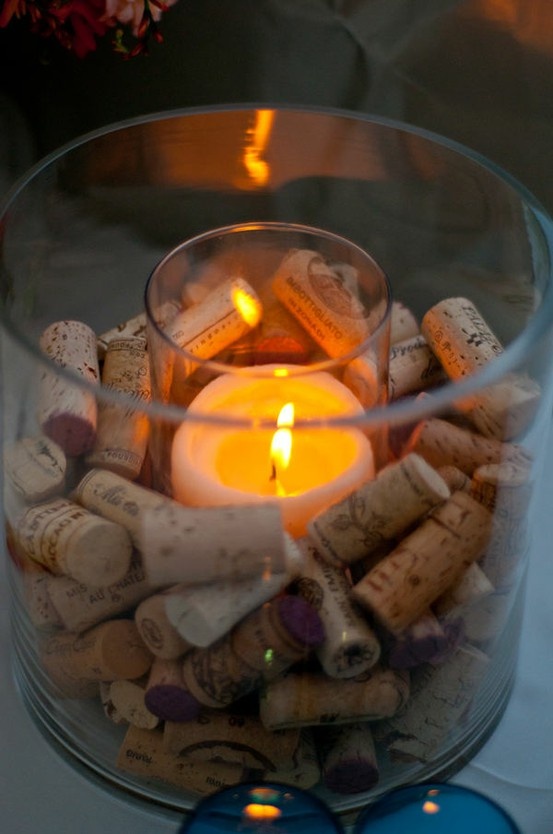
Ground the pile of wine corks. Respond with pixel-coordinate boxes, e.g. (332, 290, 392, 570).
(4, 249, 539, 801)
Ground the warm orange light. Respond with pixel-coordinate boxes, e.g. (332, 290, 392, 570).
(243, 803, 282, 821)
(270, 403, 294, 495)
(231, 283, 262, 327)
(422, 800, 441, 814)
(243, 109, 274, 186)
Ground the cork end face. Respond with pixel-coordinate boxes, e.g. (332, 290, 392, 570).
(323, 759, 380, 794)
(144, 685, 200, 722)
(277, 595, 325, 648)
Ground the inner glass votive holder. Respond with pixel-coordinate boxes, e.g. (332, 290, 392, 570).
(1, 105, 553, 825)
(144, 222, 392, 513)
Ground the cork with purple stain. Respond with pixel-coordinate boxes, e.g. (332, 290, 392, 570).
(38, 320, 99, 457)
(321, 723, 379, 794)
(144, 658, 200, 722)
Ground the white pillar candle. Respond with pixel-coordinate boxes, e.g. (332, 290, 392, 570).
(171, 367, 374, 536)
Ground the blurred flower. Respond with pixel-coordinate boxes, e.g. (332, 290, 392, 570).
(0, 0, 178, 57)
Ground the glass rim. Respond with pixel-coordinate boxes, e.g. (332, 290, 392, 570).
(1, 103, 553, 430)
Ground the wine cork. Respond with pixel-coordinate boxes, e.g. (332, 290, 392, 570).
(87, 338, 151, 479)
(352, 491, 493, 632)
(380, 644, 489, 762)
(259, 666, 409, 730)
(144, 658, 200, 722)
(181, 596, 324, 709)
(163, 710, 301, 771)
(406, 417, 526, 476)
(308, 453, 450, 567)
(384, 609, 455, 670)
(155, 277, 262, 399)
(471, 460, 532, 586)
(100, 678, 160, 729)
(117, 725, 258, 795)
(135, 591, 193, 660)
(390, 301, 419, 344)
(3, 435, 66, 505)
(73, 468, 173, 546)
(97, 300, 180, 359)
(164, 537, 304, 648)
(436, 465, 471, 494)
(38, 320, 99, 456)
(388, 334, 446, 400)
(46, 556, 161, 633)
(295, 539, 381, 678)
(23, 573, 63, 630)
(320, 723, 379, 794)
(267, 730, 321, 790)
(421, 297, 540, 439)
(434, 563, 494, 616)
(138, 501, 289, 586)
(16, 497, 133, 587)
(272, 249, 376, 357)
(40, 619, 153, 685)
(342, 351, 380, 410)
(231, 595, 326, 677)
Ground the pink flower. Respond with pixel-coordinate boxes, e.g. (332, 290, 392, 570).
(104, 0, 175, 35)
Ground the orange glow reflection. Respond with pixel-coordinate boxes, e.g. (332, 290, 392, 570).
(422, 800, 441, 814)
(231, 283, 262, 327)
(243, 803, 282, 821)
(244, 109, 274, 186)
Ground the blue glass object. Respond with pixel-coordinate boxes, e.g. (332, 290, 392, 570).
(179, 782, 342, 833)
(354, 783, 521, 834)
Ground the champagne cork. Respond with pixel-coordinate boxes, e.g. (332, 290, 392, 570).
(4, 435, 66, 504)
(390, 301, 419, 344)
(295, 539, 381, 678)
(388, 334, 446, 400)
(117, 725, 258, 795)
(272, 249, 375, 357)
(164, 537, 304, 648)
(40, 619, 153, 685)
(100, 678, 160, 729)
(135, 591, 193, 660)
(87, 337, 151, 480)
(138, 501, 289, 586)
(164, 710, 301, 771)
(16, 497, 133, 587)
(38, 320, 99, 456)
(73, 468, 173, 546)
(231, 595, 326, 677)
(46, 556, 161, 633)
(259, 666, 409, 730)
(155, 277, 262, 400)
(308, 453, 450, 567)
(352, 491, 493, 632)
(421, 297, 540, 439)
(380, 644, 489, 762)
(144, 658, 200, 721)
(320, 723, 379, 794)
(406, 417, 526, 476)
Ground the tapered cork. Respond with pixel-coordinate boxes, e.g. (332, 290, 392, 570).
(308, 452, 450, 567)
(352, 491, 493, 632)
(16, 497, 133, 587)
(259, 666, 409, 730)
(38, 320, 99, 456)
(87, 337, 151, 479)
(295, 539, 381, 678)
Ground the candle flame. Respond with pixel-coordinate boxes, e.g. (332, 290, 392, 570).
(270, 403, 294, 495)
(231, 284, 262, 327)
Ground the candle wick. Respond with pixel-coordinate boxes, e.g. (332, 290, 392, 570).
(270, 462, 277, 482)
